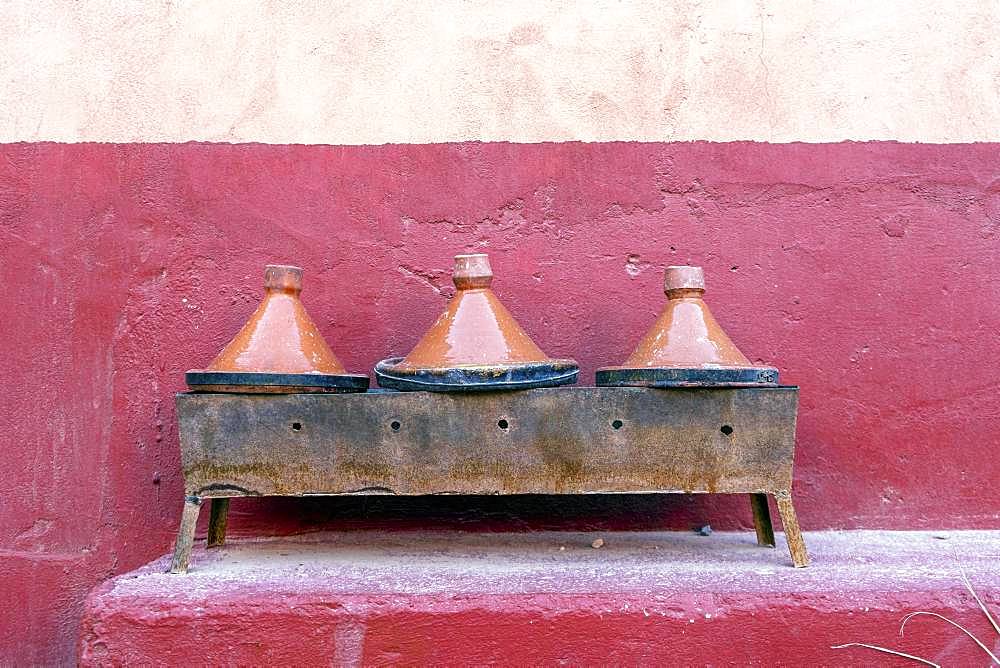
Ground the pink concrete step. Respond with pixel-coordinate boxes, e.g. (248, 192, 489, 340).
(80, 530, 1000, 666)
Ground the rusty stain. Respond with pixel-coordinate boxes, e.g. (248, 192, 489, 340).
(170, 387, 808, 571)
(177, 388, 798, 496)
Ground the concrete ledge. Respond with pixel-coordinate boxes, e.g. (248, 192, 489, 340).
(80, 530, 1000, 665)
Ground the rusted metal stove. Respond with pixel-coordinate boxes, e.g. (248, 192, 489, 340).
(170, 262, 807, 572)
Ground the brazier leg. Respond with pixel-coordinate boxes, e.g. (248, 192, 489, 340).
(750, 493, 775, 547)
(207, 498, 230, 548)
(169, 495, 202, 574)
(774, 490, 809, 568)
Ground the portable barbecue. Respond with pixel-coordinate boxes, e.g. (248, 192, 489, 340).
(170, 261, 806, 573)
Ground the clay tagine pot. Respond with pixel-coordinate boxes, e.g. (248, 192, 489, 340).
(374, 253, 578, 391)
(186, 265, 369, 393)
(596, 266, 779, 387)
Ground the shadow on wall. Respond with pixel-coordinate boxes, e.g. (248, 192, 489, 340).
(206, 494, 768, 539)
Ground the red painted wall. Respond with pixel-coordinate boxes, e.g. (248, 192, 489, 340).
(80, 586, 1000, 666)
(2, 141, 998, 662)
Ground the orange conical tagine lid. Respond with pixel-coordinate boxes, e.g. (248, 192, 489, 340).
(375, 254, 578, 391)
(596, 266, 778, 387)
(186, 265, 369, 393)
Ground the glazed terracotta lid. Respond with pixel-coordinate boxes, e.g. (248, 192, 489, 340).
(375, 254, 578, 391)
(186, 265, 369, 393)
(596, 266, 779, 387)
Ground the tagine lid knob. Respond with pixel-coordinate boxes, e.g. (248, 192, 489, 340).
(264, 264, 303, 292)
(453, 253, 493, 290)
(664, 265, 705, 295)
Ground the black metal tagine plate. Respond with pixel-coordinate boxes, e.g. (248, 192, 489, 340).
(374, 357, 579, 392)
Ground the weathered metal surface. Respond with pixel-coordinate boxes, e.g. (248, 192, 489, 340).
(750, 493, 776, 547)
(176, 386, 798, 497)
(375, 357, 579, 392)
(169, 496, 202, 574)
(595, 366, 778, 387)
(775, 490, 810, 567)
(186, 371, 369, 394)
(171, 386, 808, 572)
(207, 498, 230, 547)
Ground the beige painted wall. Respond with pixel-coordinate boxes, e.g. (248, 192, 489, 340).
(2, 0, 998, 143)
